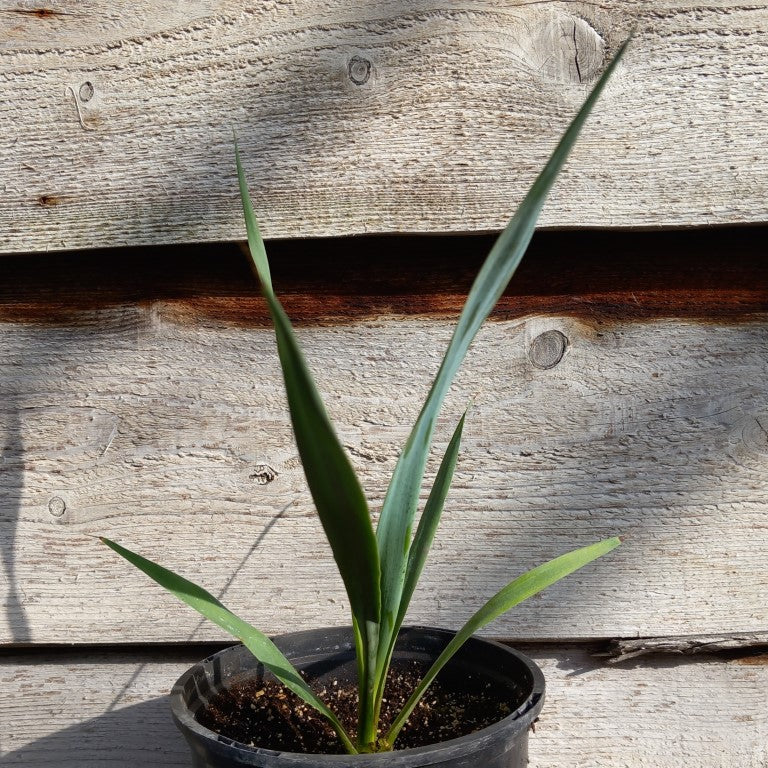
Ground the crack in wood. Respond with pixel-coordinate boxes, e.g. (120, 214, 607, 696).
(598, 632, 768, 663)
(6, 8, 67, 18)
(572, 21, 582, 83)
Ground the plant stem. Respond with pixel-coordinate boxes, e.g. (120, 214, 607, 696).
(370, 640, 394, 739)
(356, 680, 378, 751)
(354, 619, 381, 751)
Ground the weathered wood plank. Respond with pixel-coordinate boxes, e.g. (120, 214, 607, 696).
(531, 647, 768, 768)
(1, 1, 767, 252)
(602, 631, 768, 663)
(2, 645, 766, 766)
(1, 233, 767, 645)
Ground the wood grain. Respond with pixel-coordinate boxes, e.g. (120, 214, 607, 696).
(2, 645, 766, 766)
(1, 1, 767, 252)
(1, 236, 767, 644)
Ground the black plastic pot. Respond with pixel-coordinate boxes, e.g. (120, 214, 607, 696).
(171, 626, 544, 768)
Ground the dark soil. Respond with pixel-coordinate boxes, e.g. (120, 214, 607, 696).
(197, 659, 524, 755)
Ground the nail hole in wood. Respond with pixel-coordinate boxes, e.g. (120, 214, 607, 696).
(250, 464, 278, 485)
(79, 81, 94, 103)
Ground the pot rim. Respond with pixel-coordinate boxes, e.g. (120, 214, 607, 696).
(170, 625, 545, 766)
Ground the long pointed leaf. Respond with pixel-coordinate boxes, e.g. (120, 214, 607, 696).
(398, 412, 466, 633)
(385, 536, 622, 745)
(375, 41, 630, 662)
(372, 412, 466, 728)
(100, 537, 357, 753)
(235, 145, 381, 697)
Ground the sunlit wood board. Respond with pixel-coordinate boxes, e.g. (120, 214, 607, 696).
(2, 1, 767, 252)
(2, 646, 766, 767)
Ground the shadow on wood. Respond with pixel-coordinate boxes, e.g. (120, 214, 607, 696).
(1, 696, 188, 767)
(1, 228, 767, 643)
(3, 645, 767, 766)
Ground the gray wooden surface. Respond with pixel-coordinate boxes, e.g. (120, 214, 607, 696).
(2, 1, 768, 253)
(1, 226, 767, 767)
(3, 646, 766, 767)
(2, 306, 767, 644)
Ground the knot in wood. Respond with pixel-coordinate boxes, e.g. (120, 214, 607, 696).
(348, 56, 372, 85)
(48, 496, 67, 517)
(529, 329, 568, 369)
(531, 15, 605, 84)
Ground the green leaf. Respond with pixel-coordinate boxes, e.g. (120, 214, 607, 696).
(371, 412, 467, 729)
(375, 40, 630, 668)
(235, 143, 381, 741)
(100, 537, 357, 754)
(397, 411, 466, 633)
(385, 536, 622, 745)
(235, 136, 272, 294)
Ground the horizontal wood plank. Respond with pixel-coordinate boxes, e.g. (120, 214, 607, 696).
(2, 645, 766, 766)
(2, 1, 768, 252)
(1, 234, 767, 644)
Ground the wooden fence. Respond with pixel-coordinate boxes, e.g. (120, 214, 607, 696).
(1, 3, 767, 766)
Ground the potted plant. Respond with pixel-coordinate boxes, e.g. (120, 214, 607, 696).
(101, 39, 629, 767)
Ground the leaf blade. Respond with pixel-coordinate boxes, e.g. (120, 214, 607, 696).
(235, 138, 272, 293)
(235, 145, 381, 741)
(397, 412, 466, 634)
(375, 40, 630, 665)
(100, 537, 357, 753)
(385, 536, 622, 744)
(235, 145, 381, 639)
(371, 412, 466, 729)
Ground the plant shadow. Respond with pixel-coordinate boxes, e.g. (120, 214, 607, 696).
(1, 692, 189, 767)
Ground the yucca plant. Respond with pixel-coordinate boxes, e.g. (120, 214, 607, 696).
(102, 41, 628, 755)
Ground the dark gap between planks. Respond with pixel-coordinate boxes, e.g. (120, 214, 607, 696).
(3, 639, 767, 666)
(0, 227, 766, 326)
